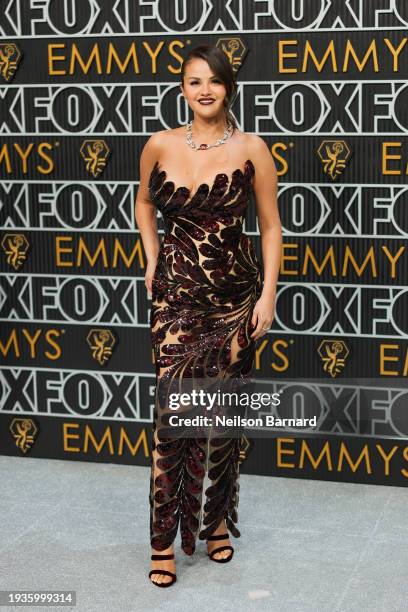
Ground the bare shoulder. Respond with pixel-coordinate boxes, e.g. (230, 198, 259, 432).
(140, 129, 172, 168)
(138, 130, 168, 188)
(144, 127, 184, 156)
(139, 128, 183, 183)
(143, 129, 167, 153)
(244, 132, 276, 174)
(244, 133, 271, 157)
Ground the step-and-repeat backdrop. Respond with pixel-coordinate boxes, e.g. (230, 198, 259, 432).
(1, 1, 407, 485)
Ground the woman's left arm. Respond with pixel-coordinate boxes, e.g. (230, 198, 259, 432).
(248, 135, 282, 340)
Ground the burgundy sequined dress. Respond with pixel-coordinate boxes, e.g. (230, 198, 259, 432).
(148, 158, 262, 555)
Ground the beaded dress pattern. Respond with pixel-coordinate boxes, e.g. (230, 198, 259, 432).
(148, 158, 262, 555)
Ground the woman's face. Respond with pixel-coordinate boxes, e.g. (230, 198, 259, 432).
(181, 58, 227, 119)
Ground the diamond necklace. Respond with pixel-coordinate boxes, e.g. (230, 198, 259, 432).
(186, 119, 234, 151)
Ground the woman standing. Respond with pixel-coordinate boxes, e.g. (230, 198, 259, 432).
(135, 44, 281, 587)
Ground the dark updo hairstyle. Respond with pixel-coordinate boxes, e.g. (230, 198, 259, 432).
(180, 43, 238, 131)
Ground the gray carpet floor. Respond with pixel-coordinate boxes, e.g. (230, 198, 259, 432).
(0, 455, 407, 612)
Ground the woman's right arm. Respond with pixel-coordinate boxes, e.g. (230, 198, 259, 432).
(135, 131, 164, 298)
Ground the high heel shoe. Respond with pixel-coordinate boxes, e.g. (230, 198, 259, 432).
(148, 553, 177, 587)
(206, 533, 234, 563)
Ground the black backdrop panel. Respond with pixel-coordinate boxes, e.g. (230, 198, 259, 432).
(1, 1, 408, 486)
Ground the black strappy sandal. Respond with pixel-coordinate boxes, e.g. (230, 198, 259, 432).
(148, 553, 177, 587)
(206, 533, 234, 563)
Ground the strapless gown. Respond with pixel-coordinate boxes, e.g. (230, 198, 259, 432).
(148, 158, 262, 555)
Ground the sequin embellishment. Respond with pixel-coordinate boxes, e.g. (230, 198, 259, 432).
(148, 158, 262, 555)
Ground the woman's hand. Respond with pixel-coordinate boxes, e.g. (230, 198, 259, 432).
(250, 293, 276, 340)
(145, 259, 158, 299)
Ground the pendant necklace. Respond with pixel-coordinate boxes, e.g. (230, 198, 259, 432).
(186, 119, 234, 151)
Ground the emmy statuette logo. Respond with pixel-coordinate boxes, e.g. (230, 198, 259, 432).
(80, 140, 111, 177)
(86, 329, 117, 365)
(216, 38, 246, 72)
(1, 233, 30, 269)
(317, 340, 350, 377)
(316, 140, 352, 180)
(0, 43, 22, 82)
(9, 418, 39, 453)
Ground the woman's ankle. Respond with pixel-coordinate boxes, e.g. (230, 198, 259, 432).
(151, 543, 175, 556)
